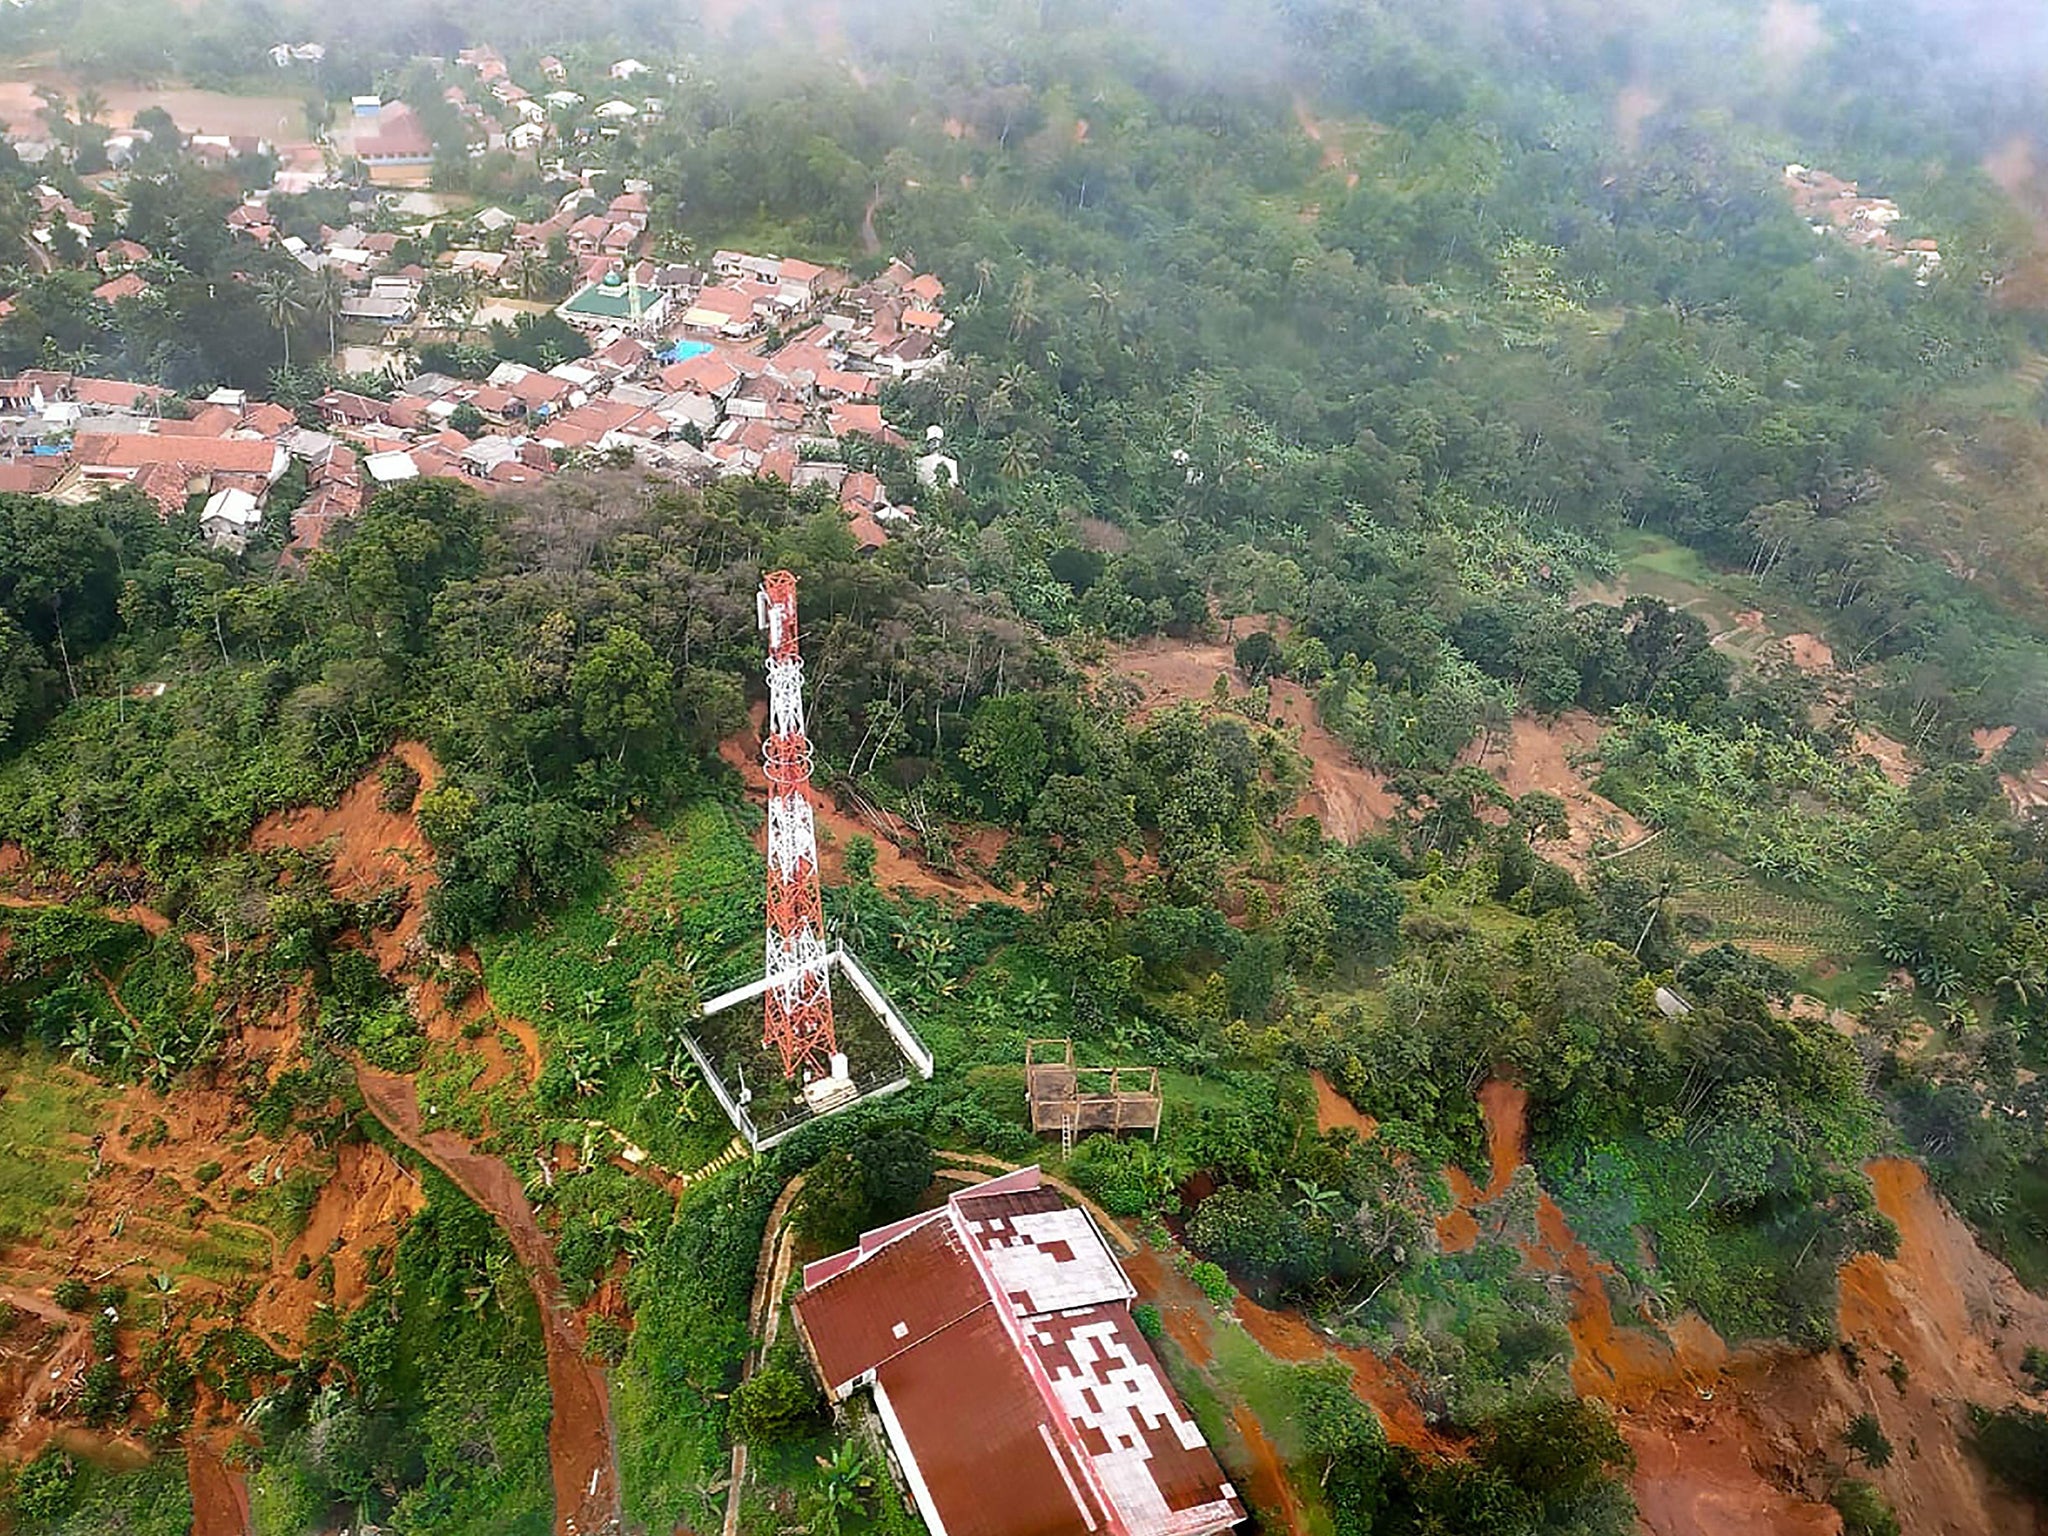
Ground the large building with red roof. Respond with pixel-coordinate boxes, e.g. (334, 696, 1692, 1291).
(793, 1169, 1243, 1536)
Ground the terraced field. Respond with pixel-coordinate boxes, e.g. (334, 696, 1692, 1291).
(1605, 840, 1862, 972)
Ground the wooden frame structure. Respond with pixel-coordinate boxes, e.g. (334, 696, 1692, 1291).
(1026, 1038, 1162, 1151)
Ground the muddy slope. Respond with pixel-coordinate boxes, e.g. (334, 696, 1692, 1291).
(1455, 1086, 2048, 1536)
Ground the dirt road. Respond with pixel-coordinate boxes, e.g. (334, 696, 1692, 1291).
(187, 1440, 252, 1536)
(358, 1067, 621, 1536)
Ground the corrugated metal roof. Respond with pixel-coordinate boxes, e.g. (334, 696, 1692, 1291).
(876, 1305, 1103, 1536)
(956, 1189, 1134, 1318)
(795, 1173, 1242, 1536)
(1029, 1308, 1244, 1536)
(795, 1217, 987, 1393)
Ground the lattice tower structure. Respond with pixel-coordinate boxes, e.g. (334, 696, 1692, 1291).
(757, 569, 838, 1081)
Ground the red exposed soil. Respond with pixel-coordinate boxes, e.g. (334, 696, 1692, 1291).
(1984, 136, 2048, 312)
(1627, 1414, 1839, 1536)
(1310, 1072, 1377, 1140)
(252, 740, 440, 964)
(1232, 1291, 1449, 1453)
(718, 705, 1023, 907)
(1474, 1079, 1525, 1198)
(1292, 95, 1357, 188)
(1435, 1185, 1481, 1253)
(262, 744, 610, 1534)
(0, 887, 171, 937)
(1122, 1247, 1212, 1369)
(0, 743, 593, 1522)
(1444, 1084, 1683, 1398)
(358, 1067, 620, 1536)
(1107, 637, 1397, 841)
(0, 1294, 91, 1459)
(0, 1057, 323, 1354)
(1979, 726, 2048, 815)
(252, 743, 536, 1085)
(1460, 712, 1645, 874)
(244, 1139, 425, 1349)
(1618, 1156, 2048, 1536)
(1447, 1080, 2048, 1536)
(1852, 728, 1916, 788)
(1230, 1402, 1303, 1533)
(1614, 83, 1664, 154)
(1140, 1062, 2048, 1536)
(187, 1439, 252, 1536)
(1781, 633, 1836, 673)
(1975, 726, 2015, 759)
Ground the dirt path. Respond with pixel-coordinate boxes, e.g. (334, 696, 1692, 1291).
(0, 890, 172, 936)
(1229, 1402, 1304, 1533)
(187, 1439, 252, 1536)
(358, 1066, 620, 1536)
(269, 744, 618, 1533)
(859, 189, 881, 256)
(723, 1171, 807, 1536)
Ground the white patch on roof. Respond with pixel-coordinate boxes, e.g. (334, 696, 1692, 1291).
(1044, 1318, 1207, 1533)
(960, 1207, 1133, 1317)
(364, 449, 419, 483)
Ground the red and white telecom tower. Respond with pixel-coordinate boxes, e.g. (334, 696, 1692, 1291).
(757, 570, 839, 1082)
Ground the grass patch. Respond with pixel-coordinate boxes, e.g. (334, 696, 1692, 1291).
(180, 1220, 273, 1285)
(0, 1048, 111, 1247)
(475, 799, 765, 1175)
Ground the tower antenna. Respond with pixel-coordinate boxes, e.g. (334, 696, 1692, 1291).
(757, 570, 838, 1081)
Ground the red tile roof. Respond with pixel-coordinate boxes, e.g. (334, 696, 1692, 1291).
(70, 376, 168, 408)
(131, 460, 197, 513)
(509, 371, 573, 408)
(660, 353, 743, 395)
(0, 458, 65, 494)
(240, 402, 297, 436)
(160, 406, 238, 436)
(91, 272, 148, 304)
(828, 402, 903, 446)
(75, 433, 282, 475)
(318, 390, 389, 426)
(848, 507, 889, 550)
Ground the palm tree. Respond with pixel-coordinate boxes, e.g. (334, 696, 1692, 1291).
(507, 252, 546, 302)
(255, 271, 305, 370)
(1087, 279, 1122, 336)
(309, 265, 346, 361)
(999, 435, 1039, 481)
(33, 86, 70, 145)
(1007, 271, 1040, 343)
(73, 88, 108, 131)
